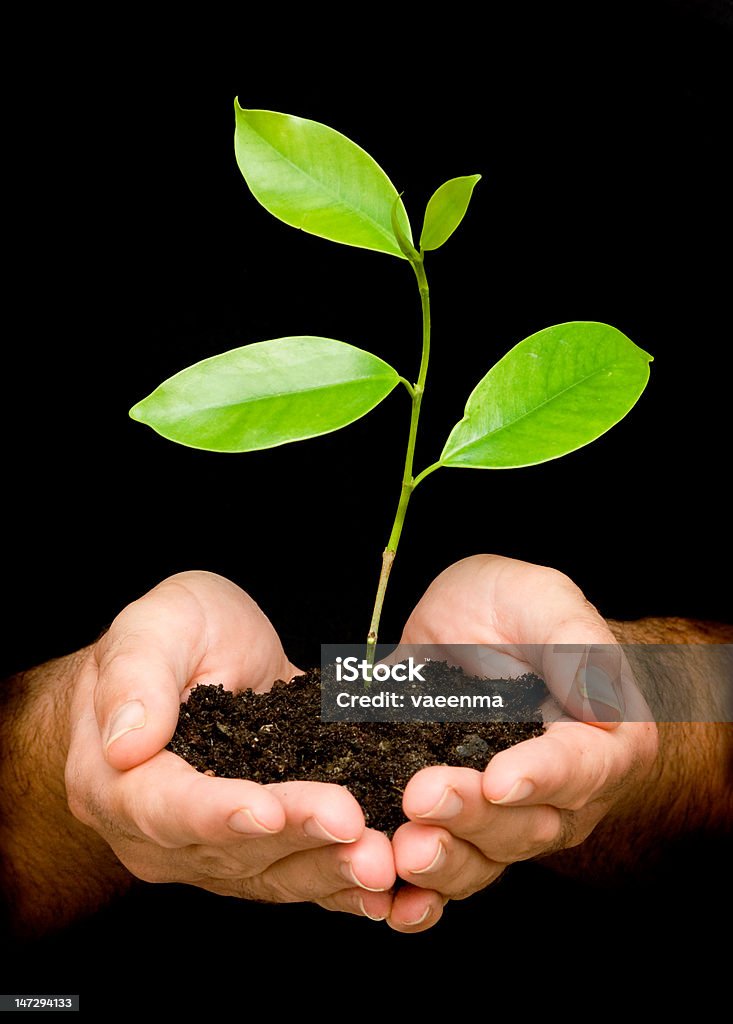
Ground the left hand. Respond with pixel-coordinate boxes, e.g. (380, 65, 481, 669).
(66, 571, 395, 920)
(386, 555, 658, 933)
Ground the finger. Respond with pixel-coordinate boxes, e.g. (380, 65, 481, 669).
(537, 634, 644, 728)
(96, 647, 189, 771)
(401, 554, 610, 647)
(402, 764, 485, 824)
(116, 760, 367, 854)
(401, 764, 562, 861)
(110, 750, 287, 845)
(251, 827, 395, 902)
(482, 722, 649, 811)
(387, 886, 447, 933)
(95, 574, 302, 770)
(393, 821, 505, 897)
(259, 780, 367, 855)
(162, 571, 300, 694)
(399, 554, 641, 728)
(316, 889, 394, 921)
(406, 725, 616, 818)
(94, 587, 208, 770)
(183, 779, 368, 874)
(159, 830, 395, 908)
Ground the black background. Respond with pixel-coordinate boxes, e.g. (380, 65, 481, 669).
(4, 0, 731, 1007)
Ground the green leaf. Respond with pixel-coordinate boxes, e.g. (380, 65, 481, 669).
(129, 337, 400, 453)
(420, 175, 481, 252)
(234, 101, 413, 259)
(441, 322, 653, 469)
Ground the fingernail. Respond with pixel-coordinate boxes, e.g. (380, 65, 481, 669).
(105, 700, 146, 749)
(403, 906, 432, 927)
(358, 897, 386, 922)
(415, 786, 463, 820)
(340, 860, 388, 892)
(227, 808, 279, 835)
(411, 841, 447, 876)
(577, 666, 623, 722)
(304, 816, 357, 844)
(489, 778, 535, 805)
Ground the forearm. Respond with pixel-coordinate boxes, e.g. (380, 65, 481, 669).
(546, 617, 733, 878)
(0, 649, 133, 939)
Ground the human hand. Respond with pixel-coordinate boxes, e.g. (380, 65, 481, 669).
(387, 554, 658, 932)
(65, 571, 394, 919)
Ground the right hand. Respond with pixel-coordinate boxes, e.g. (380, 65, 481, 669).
(388, 554, 657, 932)
(65, 571, 394, 920)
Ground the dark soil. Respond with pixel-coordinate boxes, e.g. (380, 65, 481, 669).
(169, 662, 545, 836)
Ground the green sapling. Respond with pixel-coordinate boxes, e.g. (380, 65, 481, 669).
(130, 102, 652, 666)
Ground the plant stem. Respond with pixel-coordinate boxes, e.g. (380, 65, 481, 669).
(366, 256, 431, 666)
(412, 460, 443, 488)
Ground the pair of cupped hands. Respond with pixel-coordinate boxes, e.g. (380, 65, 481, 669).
(66, 555, 657, 933)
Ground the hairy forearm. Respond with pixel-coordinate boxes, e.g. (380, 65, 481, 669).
(546, 617, 733, 878)
(0, 649, 132, 938)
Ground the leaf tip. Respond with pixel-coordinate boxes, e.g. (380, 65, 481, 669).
(419, 173, 482, 252)
(128, 401, 146, 424)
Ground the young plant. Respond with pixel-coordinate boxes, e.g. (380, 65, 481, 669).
(130, 102, 652, 664)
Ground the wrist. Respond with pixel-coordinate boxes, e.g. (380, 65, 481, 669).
(1, 648, 133, 938)
(605, 614, 732, 832)
(543, 615, 732, 880)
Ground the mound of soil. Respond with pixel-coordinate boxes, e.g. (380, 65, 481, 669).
(169, 662, 545, 835)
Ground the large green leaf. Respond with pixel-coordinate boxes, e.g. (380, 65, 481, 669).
(130, 337, 400, 453)
(420, 175, 481, 251)
(234, 102, 412, 258)
(441, 322, 652, 469)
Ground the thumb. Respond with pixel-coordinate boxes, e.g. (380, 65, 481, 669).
(538, 638, 656, 729)
(95, 647, 183, 771)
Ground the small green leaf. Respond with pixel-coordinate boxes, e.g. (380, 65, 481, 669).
(234, 101, 413, 258)
(130, 337, 400, 453)
(420, 175, 481, 252)
(441, 322, 652, 469)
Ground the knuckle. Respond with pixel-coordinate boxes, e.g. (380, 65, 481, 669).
(259, 863, 317, 903)
(483, 813, 563, 863)
(450, 865, 504, 900)
(96, 646, 140, 684)
(194, 853, 241, 879)
(66, 773, 141, 845)
(232, 878, 265, 901)
(225, 868, 313, 901)
(64, 766, 92, 826)
(540, 565, 577, 590)
(450, 887, 480, 901)
(532, 564, 593, 607)
(554, 811, 582, 850)
(260, 878, 304, 903)
(124, 789, 174, 847)
(562, 811, 598, 849)
(562, 747, 613, 810)
(315, 892, 362, 917)
(533, 807, 563, 847)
